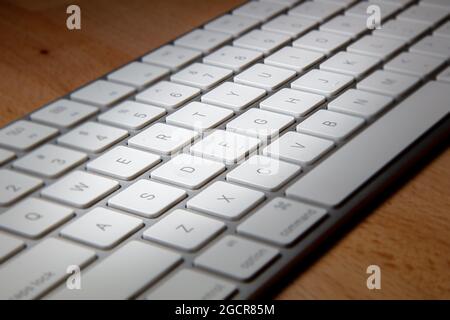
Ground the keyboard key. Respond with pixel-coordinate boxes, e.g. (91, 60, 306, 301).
(195, 235, 279, 281)
(41, 171, 119, 208)
(410, 36, 450, 60)
(143, 209, 225, 251)
(187, 181, 265, 220)
(320, 51, 379, 79)
(289, 1, 343, 22)
(0, 148, 15, 165)
(135, 81, 200, 109)
(60, 207, 143, 249)
(293, 30, 351, 55)
(142, 45, 202, 71)
(437, 66, 450, 83)
(264, 46, 324, 72)
(0, 120, 58, 151)
(203, 46, 263, 72)
(261, 0, 300, 7)
(108, 179, 186, 218)
(233, 1, 285, 21)
(233, 30, 290, 55)
(345, 1, 399, 20)
(50, 241, 181, 300)
(370, 0, 412, 7)
(201, 82, 266, 111)
(128, 123, 199, 155)
(397, 4, 448, 26)
(347, 35, 405, 61)
(373, 19, 429, 44)
(320, 15, 367, 38)
(421, 0, 450, 10)
(434, 21, 450, 39)
(204, 14, 259, 37)
(107, 62, 169, 89)
(357, 70, 420, 98)
(174, 29, 231, 54)
(227, 155, 300, 191)
(13, 144, 87, 178)
(57, 122, 128, 153)
(70, 80, 135, 107)
(384, 52, 445, 79)
(234, 63, 296, 91)
(291, 69, 353, 97)
(0, 238, 95, 300)
(0, 232, 25, 264)
(171, 63, 232, 90)
(262, 14, 318, 38)
(0, 169, 43, 206)
(87, 146, 160, 180)
(0, 198, 74, 238)
(151, 154, 225, 189)
(296, 109, 364, 141)
(238, 197, 327, 246)
(31, 100, 98, 128)
(263, 131, 334, 165)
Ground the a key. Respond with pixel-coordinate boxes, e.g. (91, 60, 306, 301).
(203, 45, 263, 72)
(260, 88, 325, 118)
(320, 51, 379, 79)
(13, 144, 87, 178)
(0, 120, 58, 151)
(233, 30, 290, 56)
(86, 146, 160, 180)
(57, 122, 128, 153)
(107, 62, 169, 89)
(204, 14, 259, 37)
(262, 14, 318, 38)
(70, 80, 135, 107)
(410, 36, 450, 60)
(170, 63, 232, 91)
(233, 1, 285, 21)
(135, 81, 200, 109)
(108, 179, 186, 218)
(174, 29, 231, 54)
(31, 99, 98, 128)
(166, 101, 233, 132)
(201, 82, 266, 111)
(0, 169, 43, 206)
(60, 207, 143, 249)
(49, 241, 181, 300)
(234, 63, 296, 91)
(0, 198, 74, 239)
(0, 232, 24, 264)
(98, 101, 166, 130)
(437, 66, 450, 83)
(187, 181, 265, 220)
(151, 154, 225, 189)
(194, 235, 279, 281)
(384, 52, 445, 79)
(263, 131, 334, 165)
(264, 46, 324, 72)
(397, 4, 448, 26)
(357, 70, 420, 99)
(347, 35, 405, 61)
(0, 149, 15, 165)
(41, 170, 119, 208)
(128, 123, 199, 155)
(434, 21, 450, 39)
(143, 209, 225, 251)
(345, 1, 399, 21)
(289, 1, 343, 22)
(292, 30, 351, 55)
(190, 130, 261, 164)
(146, 269, 236, 300)
(237, 197, 327, 246)
(142, 45, 202, 71)
(227, 155, 300, 191)
(319, 15, 367, 38)
(291, 69, 354, 97)
(373, 20, 429, 44)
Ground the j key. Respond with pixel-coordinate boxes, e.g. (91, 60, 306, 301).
(233, 1, 285, 21)
(70, 80, 135, 107)
(320, 51, 379, 79)
(0, 149, 15, 166)
(0, 232, 24, 264)
(107, 62, 169, 89)
(384, 52, 445, 79)
(373, 20, 429, 44)
(262, 14, 318, 38)
(345, 1, 399, 21)
(357, 70, 420, 99)
(135, 81, 200, 109)
(233, 30, 290, 56)
(410, 36, 450, 60)
(292, 30, 351, 55)
(0, 169, 43, 206)
(289, 1, 343, 22)
(0, 120, 58, 151)
(264, 46, 324, 73)
(319, 15, 367, 38)
(291, 69, 354, 98)
(234, 63, 296, 91)
(170, 63, 232, 90)
(347, 35, 405, 61)
(397, 4, 448, 26)
(203, 46, 263, 72)
(174, 29, 231, 54)
(437, 66, 450, 83)
(204, 14, 259, 37)
(142, 45, 202, 71)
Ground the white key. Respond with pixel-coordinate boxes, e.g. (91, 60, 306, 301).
(234, 63, 296, 91)
(170, 63, 232, 90)
(320, 15, 367, 38)
(226, 108, 295, 139)
(328, 88, 393, 118)
(347, 35, 405, 60)
(293, 30, 351, 55)
(0, 198, 74, 239)
(421, 0, 450, 10)
(203, 46, 263, 72)
(190, 130, 261, 164)
(437, 66, 450, 83)
(291, 69, 354, 97)
(262, 14, 318, 38)
(147, 269, 236, 300)
(296, 109, 364, 141)
(41, 171, 119, 208)
(195, 235, 279, 281)
(174, 29, 231, 54)
(166, 102, 233, 131)
(0, 149, 15, 165)
(260, 88, 325, 117)
(187, 181, 265, 220)
(108, 179, 186, 218)
(98, 101, 165, 130)
(237, 197, 327, 246)
(107, 62, 169, 89)
(370, 0, 413, 7)
(320, 51, 380, 79)
(263, 131, 334, 165)
(357, 70, 420, 98)
(151, 154, 225, 189)
(60, 207, 143, 249)
(31, 99, 98, 128)
(57, 122, 128, 153)
(135, 81, 200, 109)
(142, 45, 202, 71)
(233, 1, 285, 21)
(87, 146, 160, 180)
(70, 80, 135, 107)
(143, 209, 225, 251)
(0, 120, 58, 151)
(0, 238, 95, 300)
(397, 4, 448, 26)
(373, 19, 429, 43)
(0, 169, 43, 206)
(384, 52, 445, 79)
(50, 241, 181, 300)
(204, 14, 259, 37)
(264, 46, 324, 72)
(201, 82, 266, 111)
(0, 232, 24, 264)
(227, 155, 300, 191)
(128, 123, 199, 155)
(13, 144, 87, 178)
(346, 1, 399, 20)
(434, 21, 450, 39)
(233, 30, 290, 55)
(410, 36, 450, 60)
(289, 1, 343, 22)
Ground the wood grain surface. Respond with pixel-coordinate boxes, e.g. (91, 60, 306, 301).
(0, 0, 449, 299)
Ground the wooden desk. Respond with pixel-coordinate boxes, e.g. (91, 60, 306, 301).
(1, 0, 449, 299)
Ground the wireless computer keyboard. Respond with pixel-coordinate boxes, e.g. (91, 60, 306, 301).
(0, 0, 449, 300)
